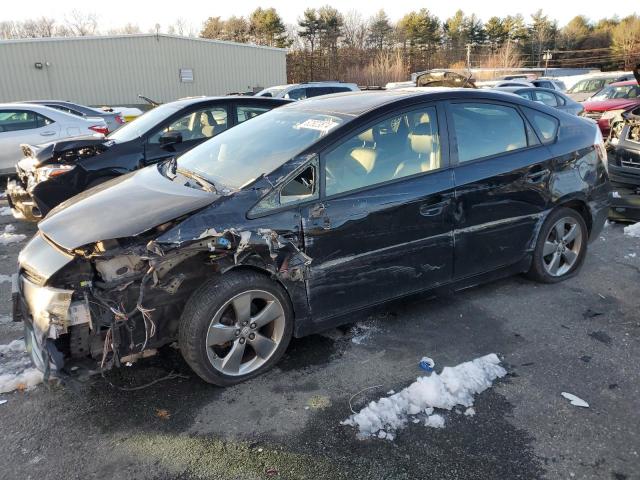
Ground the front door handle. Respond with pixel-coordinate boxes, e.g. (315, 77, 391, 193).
(40, 131, 56, 136)
(525, 168, 550, 183)
(419, 200, 450, 217)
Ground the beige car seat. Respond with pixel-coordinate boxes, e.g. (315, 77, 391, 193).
(201, 112, 218, 138)
(394, 122, 439, 178)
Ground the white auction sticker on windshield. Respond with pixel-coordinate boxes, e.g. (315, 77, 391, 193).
(295, 118, 340, 134)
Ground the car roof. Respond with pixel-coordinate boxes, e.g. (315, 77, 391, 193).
(279, 88, 539, 117)
(166, 96, 290, 108)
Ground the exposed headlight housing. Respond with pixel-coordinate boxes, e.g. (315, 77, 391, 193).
(601, 109, 626, 122)
(35, 164, 75, 183)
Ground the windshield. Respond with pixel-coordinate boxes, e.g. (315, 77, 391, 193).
(568, 79, 606, 93)
(256, 87, 286, 98)
(590, 84, 640, 101)
(176, 108, 347, 189)
(107, 104, 181, 142)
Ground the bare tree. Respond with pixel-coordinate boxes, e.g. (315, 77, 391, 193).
(65, 10, 98, 36)
(21, 17, 56, 37)
(342, 10, 368, 49)
(0, 21, 20, 39)
(108, 23, 141, 35)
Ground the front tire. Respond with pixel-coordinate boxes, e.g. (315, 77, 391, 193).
(527, 207, 588, 283)
(178, 271, 294, 386)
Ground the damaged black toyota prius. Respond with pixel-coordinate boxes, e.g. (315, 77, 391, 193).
(14, 89, 610, 386)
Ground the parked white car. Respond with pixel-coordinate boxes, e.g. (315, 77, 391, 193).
(255, 81, 359, 100)
(0, 103, 107, 175)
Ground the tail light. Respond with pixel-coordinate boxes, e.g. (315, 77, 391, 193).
(115, 114, 125, 125)
(594, 128, 608, 172)
(89, 125, 109, 135)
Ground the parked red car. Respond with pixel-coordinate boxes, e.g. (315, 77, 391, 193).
(582, 80, 640, 136)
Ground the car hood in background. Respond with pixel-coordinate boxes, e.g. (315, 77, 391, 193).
(582, 98, 640, 112)
(38, 165, 217, 250)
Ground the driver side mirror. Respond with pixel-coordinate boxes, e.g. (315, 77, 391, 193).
(159, 131, 182, 147)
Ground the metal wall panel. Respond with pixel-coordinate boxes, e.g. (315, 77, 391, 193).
(0, 35, 287, 105)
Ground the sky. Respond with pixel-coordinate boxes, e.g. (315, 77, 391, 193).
(3, 0, 638, 33)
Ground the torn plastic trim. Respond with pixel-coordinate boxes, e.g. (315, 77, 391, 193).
(149, 226, 313, 283)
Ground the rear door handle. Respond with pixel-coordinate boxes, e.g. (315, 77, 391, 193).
(525, 169, 550, 183)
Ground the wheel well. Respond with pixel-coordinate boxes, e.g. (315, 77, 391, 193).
(556, 199, 592, 234)
(222, 264, 298, 314)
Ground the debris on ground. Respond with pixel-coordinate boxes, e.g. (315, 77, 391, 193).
(0, 399, 7, 405)
(0, 225, 26, 246)
(464, 407, 476, 416)
(623, 222, 640, 238)
(155, 408, 171, 420)
(341, 354, 506, 440)
(561, 392, 589, 408)
(0, 340, 43, 394)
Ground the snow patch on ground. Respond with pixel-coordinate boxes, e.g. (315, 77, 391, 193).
(341, 354, 506, 440)
(350, 321, 380, 345)
(0, 206, 12, 216)
(0, 274, 12, 283)
(0, 339, 43, 394)
(624, 223, 640, 238)
(0, 225, 26, 246)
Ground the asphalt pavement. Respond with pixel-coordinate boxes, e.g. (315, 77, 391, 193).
(0, 195, 638, 480)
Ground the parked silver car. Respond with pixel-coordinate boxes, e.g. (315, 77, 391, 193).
(0, 104, 107, 175)
(20, 100, 124, 133)
(494, 87, 584, 116)
(255, 81, 359, 100)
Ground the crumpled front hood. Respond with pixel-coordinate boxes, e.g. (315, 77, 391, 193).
(39, 165, 218, 250)
(23, 136, 111, 166)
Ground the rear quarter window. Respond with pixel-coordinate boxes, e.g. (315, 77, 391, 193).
(523, 107, 559, 143)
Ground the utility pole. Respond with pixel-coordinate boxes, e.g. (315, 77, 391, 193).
(465, 43, 473, 69)
(543, 49, 552, 76)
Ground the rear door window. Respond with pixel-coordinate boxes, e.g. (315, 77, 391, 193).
(534, 91, 558, 107)
(449, 103, 528, 162)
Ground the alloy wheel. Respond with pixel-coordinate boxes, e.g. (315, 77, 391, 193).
(205, 290, 286, 376)
(542, 217, 583, 277)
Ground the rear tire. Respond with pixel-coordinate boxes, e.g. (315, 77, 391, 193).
(178, 271, 294, 386)
(527, 207, 588, 284)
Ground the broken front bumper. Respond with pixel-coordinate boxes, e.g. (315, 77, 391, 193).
(13, 272, 91, 374)
(6, 178, 42, 221)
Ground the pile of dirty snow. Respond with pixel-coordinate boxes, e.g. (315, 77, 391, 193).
(342, 354, 506, 440)
(0, 206, 11, 216)
(0, 225, 26, 246)
(624, 223, 640, 238)
(0, 339, 43, 393)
